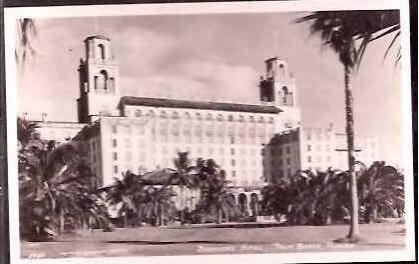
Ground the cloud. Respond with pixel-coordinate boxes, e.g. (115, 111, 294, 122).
(112, 26, 179, 76)
(121, 59, 260, 104)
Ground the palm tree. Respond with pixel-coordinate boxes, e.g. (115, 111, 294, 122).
(105, 171, 146, 227)
(296, 10, 400, 242)
(357, 161, 404, 223)
(169, 152, 196, 224)
(18, 118, 111, 240)
(139, 186, 177, 226)
(16, 18, 37, 64)
(198, 163, 234, 224)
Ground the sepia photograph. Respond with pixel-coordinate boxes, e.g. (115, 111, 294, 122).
(4, 1, 415, 263)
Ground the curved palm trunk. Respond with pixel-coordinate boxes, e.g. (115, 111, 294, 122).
(344, 65, 360, 240)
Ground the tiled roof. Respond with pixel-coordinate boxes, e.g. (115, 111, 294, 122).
(120, 96, 281, 114)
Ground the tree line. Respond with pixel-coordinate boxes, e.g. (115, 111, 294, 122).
(18, 118, 404, 242)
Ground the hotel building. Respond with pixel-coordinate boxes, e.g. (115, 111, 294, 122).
(31, 35, 379, 211)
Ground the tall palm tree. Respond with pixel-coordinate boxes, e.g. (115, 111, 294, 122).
(198, 163, 234, 224)
(169, 152, 196, 224)
(139, 186, 177, 226)
(296, 10, 400, 242)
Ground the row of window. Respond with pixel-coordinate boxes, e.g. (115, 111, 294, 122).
(125, 110, 276, 124)
(306, 144, 331, 152)
(305, 133, 332, 141)
(306, 155, 331, 163)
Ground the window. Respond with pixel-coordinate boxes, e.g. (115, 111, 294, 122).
(307, 156, 312, 163)
(113, 165, 118, 174)
(307, 133, 311, 140)
(278, 148, 283, 156)
(217, 114, 223, 121)
(183, 112, 190, 120)
(196, 113, 202, 120)
(172, 111, 179, 119)
(232, 170, 236, 177)
(286, 146, 290, 154)
(135, 109, 142, 117)
(112, 152, 118, 161)
(287, 168, 292, 177)
(111, 125, 117, 134)
(112, 139, 117, 147)
(206, 113, 213, 121)
(268, 117, 274, 124)
(286, 158, 290, 165)
(231, 159, 235, 166)
(228, 115, 234, 122)
(160, 111, 167, 119)
(231, 148, 235, 155)
(99, 70, 108, 90)
(307, 145, 311, 151)
(98, 44, 105, 60)
(230, 136, 235, 144)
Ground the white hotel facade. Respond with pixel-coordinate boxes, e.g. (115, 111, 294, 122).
(33, 35, 379, 199)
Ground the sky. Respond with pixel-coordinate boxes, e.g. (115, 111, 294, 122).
(17, 12, 404, 165)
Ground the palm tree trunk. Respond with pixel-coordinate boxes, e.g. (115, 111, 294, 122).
(180, 186, 185, 224)
(344, 65, 360, 241)
(59, 208, 64, 235)
(217, 207, 222, 224)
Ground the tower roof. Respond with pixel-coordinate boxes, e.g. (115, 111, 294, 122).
(84, 35, 111, 42)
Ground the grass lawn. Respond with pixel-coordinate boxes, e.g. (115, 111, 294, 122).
(21, 222, 405, 258)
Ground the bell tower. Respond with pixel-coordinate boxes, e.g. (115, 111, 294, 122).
(77, 35, 120, 123)
(259, 57, 300, 129)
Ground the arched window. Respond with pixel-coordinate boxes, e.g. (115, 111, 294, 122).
(108, 77, 114, 91)
(249, 116, 255, 123)
(282, 86, 288, 94)
(94, 76, 98, 90)
(228, 115, 234, 122)
(185, 112, 191, 120)
(99, 70, 108, 90)
(135, 109, 142, 117)
(258, 117, 265, 123)
(238, 115, 245, 123)
(98, 44, 105, 60)
(196, 113, 202, 120)
(217, 114, 223, 121)
(148, 110, 155, 118)
(206, 113, 213, 121)
(268, 117, 274, 124)
(172, 111, 179, 119)
(160, 111, 167, 119)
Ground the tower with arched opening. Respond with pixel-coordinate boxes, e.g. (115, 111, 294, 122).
(259, 57, 300, 130)
(77, 35, 120, 123)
